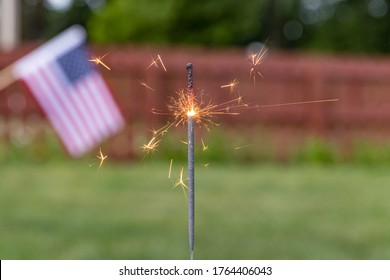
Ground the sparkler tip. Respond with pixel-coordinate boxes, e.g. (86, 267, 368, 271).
(187, 108, 196, 117)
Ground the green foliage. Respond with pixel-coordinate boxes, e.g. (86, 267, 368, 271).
(293, 138, 339, 165)
(300, 1, 390, 53)
(4, 123, 390, 166)
(88, 0, 266, 45)
(21, 0, 390, 52)
(349, 139, 390, 165)
(88, 0, 177, 43)
(86, 0, 390, 53)
(0, 129, 76, 165)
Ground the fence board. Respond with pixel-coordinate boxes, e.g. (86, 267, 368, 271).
(2, 44, 390, 159)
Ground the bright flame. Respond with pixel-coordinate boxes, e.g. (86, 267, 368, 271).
(187, 108, 196, 117)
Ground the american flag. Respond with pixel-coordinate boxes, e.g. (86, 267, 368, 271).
(12, 26, 125, 157)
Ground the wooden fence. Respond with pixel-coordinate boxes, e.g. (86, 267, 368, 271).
(2, 44, 390, 159)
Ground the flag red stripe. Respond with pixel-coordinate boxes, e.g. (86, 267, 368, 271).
(92, 74, 125, 127)
(76, 79, 112, 138)
(45, 64, 100, 148)
(24, 70, 81, 155)
(38, 66, 92, 154)
(83, 76, 117, 135)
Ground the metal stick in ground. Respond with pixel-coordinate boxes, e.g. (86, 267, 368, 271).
(186, 63, 195, 260)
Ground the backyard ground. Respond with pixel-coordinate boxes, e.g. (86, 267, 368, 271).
(1, 161, 390, 259)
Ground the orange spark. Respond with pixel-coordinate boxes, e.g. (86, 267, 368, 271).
(138, 80, 155, 92)
(201, 138, 208, 151)
(147, 57, 158, 70)
(142, 137, 160, 155)
(89, 53, 111, 70)
(235, 144, 251, 150)
(257, 99, 339, 109)
(221, 79, 239, 93)
(173, 167, 188, 197)
(96, 147, 108, 169)
(146, 54, 167, 72)
(248, 43, 267, 84)
(157, 54, 167, 72)
(168, 159, 173, 179)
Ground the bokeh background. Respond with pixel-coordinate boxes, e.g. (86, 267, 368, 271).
(2, 0, 390, 259)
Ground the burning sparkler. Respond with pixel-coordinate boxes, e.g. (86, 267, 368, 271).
(140, 49, 339, 260)
(89, 53, 111, 70)
(187, 63, 195, 261)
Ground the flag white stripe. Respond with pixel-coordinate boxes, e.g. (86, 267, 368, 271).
(84, 74, 120, 133)
(46, 64, 100, 148)
(92, 74, 124, 125)
(23, 74, 79, 155)
(72, 81, 107, 144)
(40, 65, 91, 152)
(75, 80, 111, 139)
(89, 72, 124, 129)
(25, 71, 82, 155)
(83, 77, 115, 135)
(32, 69, 85, 154)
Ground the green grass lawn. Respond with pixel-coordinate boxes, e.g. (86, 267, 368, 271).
(1, 161, 390, 259)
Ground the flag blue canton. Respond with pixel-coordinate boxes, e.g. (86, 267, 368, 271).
(58, 44, 95, 84)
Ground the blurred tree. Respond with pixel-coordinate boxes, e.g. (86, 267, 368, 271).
(22, 0, 46, 40)
(88, 0, 176, 43)
(21, 0, 101, 40)
(165, 0, 266, 46)
(88, 0, 267, 46)
(299, 0, 390, 53)
(20, 0, 390, 53)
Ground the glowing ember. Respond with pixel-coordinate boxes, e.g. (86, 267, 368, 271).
(89, 53, 111, 70)
(187, 108, 196, 117)
(172, 167, 188, 197)
(248, 44, 267, 84)
(147, 54, 167, 72)
(95, 147, 108, 169)
(221, 79, 239, 93)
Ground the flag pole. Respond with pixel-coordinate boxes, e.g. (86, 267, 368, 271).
(186, 63, 195, 260)
(0, 64, 16, 92)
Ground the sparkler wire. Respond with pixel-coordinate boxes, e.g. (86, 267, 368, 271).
(186, 63, 195, 260)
